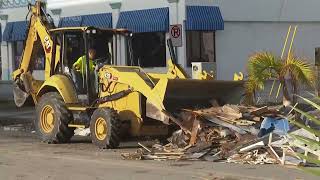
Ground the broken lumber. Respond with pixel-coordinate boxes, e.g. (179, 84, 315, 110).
(204, 116, 247, 135)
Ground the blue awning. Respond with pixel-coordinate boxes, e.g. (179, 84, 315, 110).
(2, 22, 14, 41)
(82, 13, 112, 28)
(59, 16, 83, 27)
(2, 21, 28, 42)
(117, 8, 169, 33)
(59, 13, 112, 28)
(11, 21, 28, 41)
(186, 6, 224, 31)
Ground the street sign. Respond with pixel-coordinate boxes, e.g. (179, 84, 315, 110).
(170, 24, 182, 47)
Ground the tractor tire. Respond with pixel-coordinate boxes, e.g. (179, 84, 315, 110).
(90, 108, 121, 149)
(35, 92, 75, 143)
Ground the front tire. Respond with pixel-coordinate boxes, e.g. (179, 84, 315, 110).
(35, 92, 74, 143)
(90, 108, 121, 149)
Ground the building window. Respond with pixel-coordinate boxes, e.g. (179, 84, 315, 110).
(13, 40, 45, 71)
(34, 55, 45, 70)
(130, 32, 166, 67)
(186, 31, 216, 67)
(13, 41, 24, 70)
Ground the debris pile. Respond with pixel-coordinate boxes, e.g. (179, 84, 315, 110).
(227, 150, 277, 165)
(122, 105, 282, 163)
(122, 104, 320, 167)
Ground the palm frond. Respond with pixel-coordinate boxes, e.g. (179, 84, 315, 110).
(296, 95, 320, 112)
(288, 118, 320, 137)
(282, 53, 315, 87)
(245, 51, 316, 105)
(290, 106, 320, 126)
(247, 52, 281, 80)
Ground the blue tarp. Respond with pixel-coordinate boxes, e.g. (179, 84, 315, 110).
(260, 117, 290, 136)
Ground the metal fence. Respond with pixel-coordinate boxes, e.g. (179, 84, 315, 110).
(0, 0, 36, 9)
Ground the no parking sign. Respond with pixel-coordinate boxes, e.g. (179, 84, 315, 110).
(170, 24, 182, 47)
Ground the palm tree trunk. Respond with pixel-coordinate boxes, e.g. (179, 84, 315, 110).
(281, 79, 292, 105)
(292, 80, 298, 104)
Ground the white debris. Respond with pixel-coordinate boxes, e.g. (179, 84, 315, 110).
(74, 128, 90, 136)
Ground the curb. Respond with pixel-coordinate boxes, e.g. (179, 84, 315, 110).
(1, 123, 34, 132)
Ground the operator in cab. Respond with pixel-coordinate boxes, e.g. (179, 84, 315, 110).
(72, 48, 97, 94)
(73, 48, 96, 74)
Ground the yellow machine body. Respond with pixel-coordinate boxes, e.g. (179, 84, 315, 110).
(96, 65, 244, 136)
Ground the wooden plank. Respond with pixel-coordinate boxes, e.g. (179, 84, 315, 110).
(162, 110, 191, 134)
(250, 106, 268, 116)
(153, 152, 184, 156)
(204, 116, 247, 134)
(138, 142, 152, 153)
(235, 120, 256, 126)
(189, 119, 200, 146)
(222, 105, 242, 119)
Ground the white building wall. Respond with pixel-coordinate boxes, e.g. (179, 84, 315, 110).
(216, 22, 320, 80)
(120, 0, 169, 11)
(1, 41, 9, 80)
(184, 0, 320, 80)
(1, 7, 28, 22)
(56, 3, 113, 18)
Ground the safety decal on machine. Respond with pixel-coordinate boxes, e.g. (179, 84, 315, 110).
(44, 36, 52, 53)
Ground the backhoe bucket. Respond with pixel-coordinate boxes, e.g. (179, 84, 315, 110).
(13, 82, 30, 108)
(163, 79, 244, 112)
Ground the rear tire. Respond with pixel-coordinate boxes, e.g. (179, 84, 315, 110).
(90, 108, 121, 149)
(35, 92, 74, 143)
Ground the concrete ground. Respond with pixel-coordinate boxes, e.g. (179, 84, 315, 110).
(0, 102, 319, 180)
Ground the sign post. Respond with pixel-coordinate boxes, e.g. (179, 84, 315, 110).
(169, 24, 182, 47)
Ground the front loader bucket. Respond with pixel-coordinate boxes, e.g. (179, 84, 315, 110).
(163, 79, 244, 112)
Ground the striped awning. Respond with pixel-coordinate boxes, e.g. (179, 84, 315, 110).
(2, 21, 28, 42)
(58, 16, 83, 27)
(59, 13, 112, 28)
(82, 13, 112, 28)
(186, 6, 224, 31)
(11, 21, 29, 41)
(2, 22, 14, 41)
(117, 8, 169, 33)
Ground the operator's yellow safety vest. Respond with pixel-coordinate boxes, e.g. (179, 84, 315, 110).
(73, 56, 95, 74)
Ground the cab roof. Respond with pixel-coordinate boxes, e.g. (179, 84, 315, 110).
(50, 26, 130, 34)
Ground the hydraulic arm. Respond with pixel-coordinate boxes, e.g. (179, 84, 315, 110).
(12, 0, 55, 106)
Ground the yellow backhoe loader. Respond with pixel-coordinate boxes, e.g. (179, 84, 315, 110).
(13, 0, 244, 148)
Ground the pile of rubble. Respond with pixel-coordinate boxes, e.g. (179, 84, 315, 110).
(122, 104, 320, 167)
(122, 105, 283, 163)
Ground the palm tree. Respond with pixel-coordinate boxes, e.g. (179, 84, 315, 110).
(245, 51, 315, 105)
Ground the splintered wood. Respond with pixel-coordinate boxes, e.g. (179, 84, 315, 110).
(192, 104, 268, 125)
(121, 104, 281, 163)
